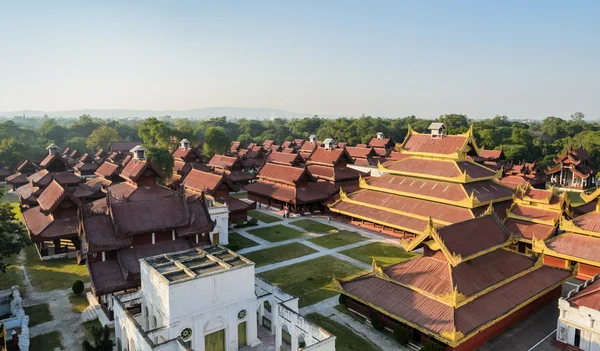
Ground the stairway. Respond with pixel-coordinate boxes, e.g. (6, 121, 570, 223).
(81, 305, 98, 322)
(406, 342, 420, 351)
(564, 345, 582, 351)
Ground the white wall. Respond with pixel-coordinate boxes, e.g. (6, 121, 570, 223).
(557, 299, 600, 351)
(209, 205, 229, 245)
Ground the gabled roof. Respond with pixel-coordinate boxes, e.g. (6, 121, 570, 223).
(207, 154, 240, 170)
(16, 159, 37, 173)
(307, 147, 353, 166)
(566, 276, 600, 310)
(119, 159, 164, 182)
(256, 163, 314, 185)
(95, 161, 120, 178)
(28, 170, 83, 187)
(183, 169, 238, 195)
(367, 137, 393, 149)
(381, 158, 499, 183)
(479, 148, 504, 160)
(39, 153, 67, 169)
(345, 146, 377, 159)
(266, 152, 302, 166)
(399, 125, 480, 158)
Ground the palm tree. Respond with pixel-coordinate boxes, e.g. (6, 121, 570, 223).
(82, 325, 113, 351)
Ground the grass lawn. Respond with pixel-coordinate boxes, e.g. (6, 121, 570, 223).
(242, 243, 317, 267)
(1, 184, 22, 221)
(23, 245, 90, 291)
(340, 242, 414, 267)
(229, 192, 248, 199)
(306, 313, 381, 351)
(308, 230, 367, 249)
(567, 191, 586, 207)
(226, 232, 259, 251)
(248, 209, 282, 224)
(259, 255, 366, 307)
(24, 303, 53, 327)
(30, 331, 63, 351)
(289, 219, 337, 233)
(247, 224, 306, 242)
(69, 289, 90, 313)
(0, 253, 26, 293)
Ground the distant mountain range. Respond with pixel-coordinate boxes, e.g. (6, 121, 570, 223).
(0, 107, 313, 119)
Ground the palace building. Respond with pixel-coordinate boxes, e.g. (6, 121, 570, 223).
(503, 184, 568, 254)
(335, 213, 574, 351)
(366, 132, 395, 157)
(245, 163, 331, 213)
(547, 145, 596, 190)
(329, 124, 514, 238)
(499, 161, 548, 189)
(172, 139, 204, 178)
(305, 144, 365, 194)
(534, 199, 600, 280)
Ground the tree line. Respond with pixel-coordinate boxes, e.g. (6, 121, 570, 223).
(1, 112, 599, 171)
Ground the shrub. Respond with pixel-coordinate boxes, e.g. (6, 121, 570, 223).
(226, 243, 240, 251)
(370, 315, 383, 331)
(338, 294, 347, 306)
(420, 343, 444, 351)
(72, 280, 85, 296)
(393, 326, 410, 345)
(249, 218, 258, 225)
(235, 220, 244, 227)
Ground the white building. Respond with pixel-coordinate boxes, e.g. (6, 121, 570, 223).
(0, 286, 30, 351)
(556, 275, 600, 350)
(114, 245, 335, 351)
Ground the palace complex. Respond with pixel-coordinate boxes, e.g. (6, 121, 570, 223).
(547, 145, 596, 190)
(335, 213, 574, 351)
(329, 124, 514, 238)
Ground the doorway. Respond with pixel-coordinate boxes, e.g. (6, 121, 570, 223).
(205, 329, 225, 351)
(238, 322, 247, 347)
(574, 328, 581, 347)
(212, 233, 220, 244)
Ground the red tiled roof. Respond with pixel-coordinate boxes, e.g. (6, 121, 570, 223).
(330, 200, 429, 232)
(346, 189, 474, 224)
(547, 233, 600, 263)
(367, 137, 393, 148)
(266, 152, 301, 166)
(37, 181, 67, 213)
(183, 169, 237, 195)
(307, 165, 362, 182)
(479, 149, 503, 159)
(281, 148, 295, 153)
(342, 266, 569, 337)
(346, 146, 377, 159)
(28, 170, 82, 187)
(172, 147, 192, 160)
(117, 239, 192, 281)
(572, 211, 600, 233)
(293, 139, 305, 147)
(22, 206, 79, 241)
(504, 218, 556, 241)
(208, 155, 239, 170)
(15, 183, 39, 202)
(85, 177, 113, 189)
(436, 214, 509, 258)
(107, 182, 173, 201)
(245, 182, 296, 203)
(88, 260, 137, 296)
(39, 154, 63, 168)
(257, 163, 310, 185)
(567, 279, 600, 310)
(510, 204, 561, 222)
(215, 196, 255, 212)
(402, 133, 468, 155)
(367, 174, 468, 202)
(387, 159, 462, 178)
(83, 215, 131, 252)
(6, 172, 28, 184)
(463, 181, 514, 203)
(120, 159, 163, 182)
(307, 148, 352, 166)
(110, 194, 190, 236)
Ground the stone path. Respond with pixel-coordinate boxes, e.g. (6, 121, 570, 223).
(20, 253, 94, 351)
(236, 208, 396, 273)
(239, 207, 410, 350)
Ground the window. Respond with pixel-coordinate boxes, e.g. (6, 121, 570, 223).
(144, 306, 148, 316)
(180, 328, 192, 340)
(153, 316, 158, 328)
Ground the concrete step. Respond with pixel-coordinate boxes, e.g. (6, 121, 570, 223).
(81, 305, 98, 322)
(406, 343, 420, 351)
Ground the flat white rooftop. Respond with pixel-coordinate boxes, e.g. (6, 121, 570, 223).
(142, 245, 252, 283)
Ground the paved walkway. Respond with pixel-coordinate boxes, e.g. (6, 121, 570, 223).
(236, 207, 399, 274)
(18, 246, 95, 350)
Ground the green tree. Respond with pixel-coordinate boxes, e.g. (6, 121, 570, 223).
(65, 136, 87, 153)
(203, 127, 230, 158)
(138, 118, 171, 147)
(147, 146, 174, 175)
(86, 126, 120, 151)
(0, 189, 30, 274)
(82, 325, 113, 351)
(71, 114, 102, 137)
(38, 119, 67, 146)
(571, 111, 585, 122)
(0, 138, 26, 167)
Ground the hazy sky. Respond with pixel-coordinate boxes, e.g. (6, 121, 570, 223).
(1, 0, 599, 119)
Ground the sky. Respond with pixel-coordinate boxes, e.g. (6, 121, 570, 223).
(1, 0, 599, 119)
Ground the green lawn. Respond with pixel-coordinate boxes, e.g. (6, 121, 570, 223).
(23, 245, 90, 291)
(308, 231, 368, 249)
(306, 313, 381, 351)
(30, 331, 63, 351)
(248, 210, 282, 224)
(24, 303, 53, 327)
(242, 243, 317, 267)
(289, 219, 337, 233)
(229, 192, 248, 199)
(1, 184, 22, 220)
(247, 224, 306, 242)
(340, 242, 414, 267)
(69, 289, 90, 313)
(226, 232, 259, 251)
(0, 252, 26, 293)
(259, 255, 366, 307)
(567, 191, 586, 207)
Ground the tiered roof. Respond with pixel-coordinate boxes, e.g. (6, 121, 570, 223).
(534, 200, 600, 272)
(208, 155, 241, 171)
(81, 190, 215, 295)
(183, 169, 238, 196)
(503, 184, 567, 243)
(499, 161, 547, 189)
(336, 214, 573, 348)
(329, 126, 514, 237)
(547, 145, 596, 179)
(266, 152, 302, 167)
(245, 163, 331, 205)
